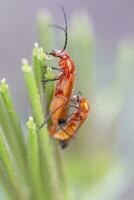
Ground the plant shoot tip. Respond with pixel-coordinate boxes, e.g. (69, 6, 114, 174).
(0, 78, 9, 91)
(22, 58, 28, 65)
(1, 78, 6, 84)
(29, 116, 34, 121)
(34, 42, 39, 48)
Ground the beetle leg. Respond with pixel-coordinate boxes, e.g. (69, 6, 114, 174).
(39, 96, 68, 129)
(41, 77, 60, 83)
(50, 66, 63, 72)
(43, 65, 63, 72)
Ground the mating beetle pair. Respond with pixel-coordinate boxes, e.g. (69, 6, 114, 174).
(40, 6, 90, 148)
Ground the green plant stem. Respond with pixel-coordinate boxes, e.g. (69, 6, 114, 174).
(0, 167, 16, 200)
(32, 44, 54, 115)
(42, 66, 54, 115)
(22, 59, 63, 200)
(52, 141, 69, 200)
(27, 117, 45, 200)
(32, 43, 44, 92)
(0, 95, 15, 146)
(0, 132, 30, 200)
(0, 79, 26, 156)
(0, 81, 27, 179)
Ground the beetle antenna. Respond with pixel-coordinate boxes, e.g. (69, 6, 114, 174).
(45, 5, 68, 55)
(60, 5, 68, 52)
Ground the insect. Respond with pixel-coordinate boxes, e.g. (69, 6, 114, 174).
(40, 6, 90, 148)
(48, 93, 90, 148)
(40, 6, 76, 129)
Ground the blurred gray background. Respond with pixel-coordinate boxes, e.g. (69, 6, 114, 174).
(0, 0, 134, 80)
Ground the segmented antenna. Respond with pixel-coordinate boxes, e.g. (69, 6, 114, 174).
(60, 5, 68, 52)
(47, 5, 68, 54)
